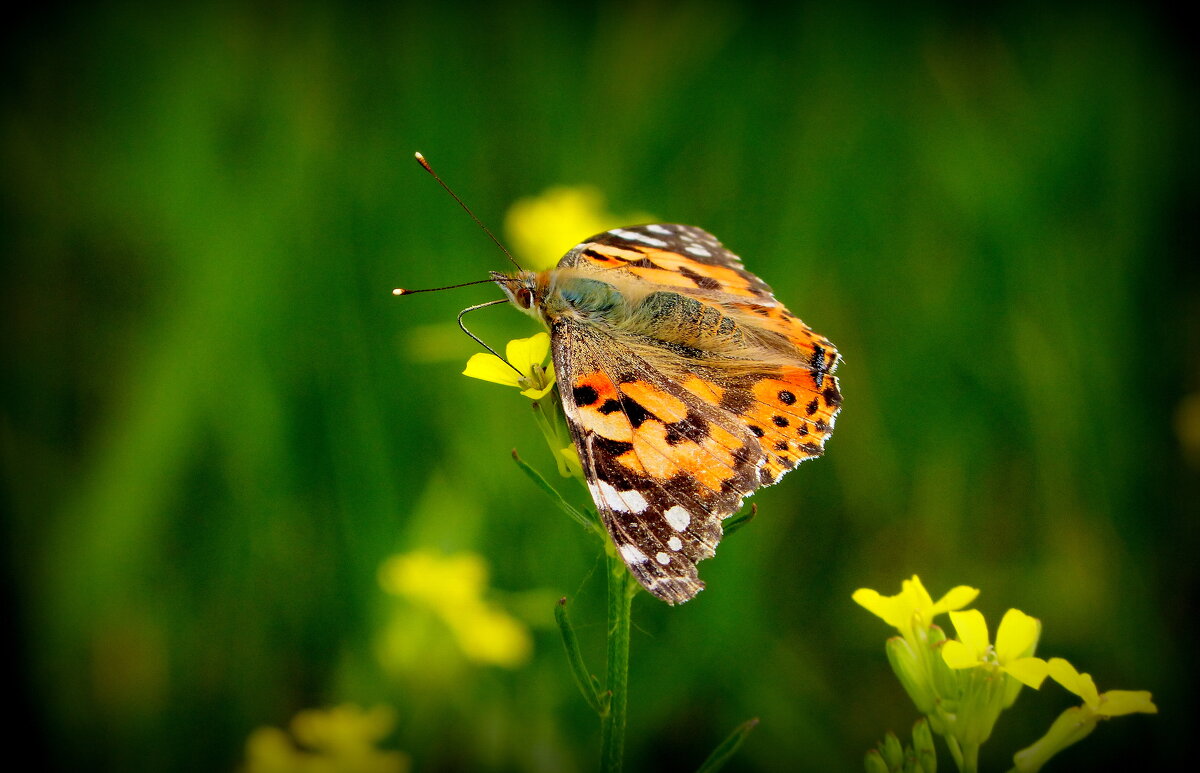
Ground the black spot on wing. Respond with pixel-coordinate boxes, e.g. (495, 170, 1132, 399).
(573, 384, 599, 406)
(662, 409, 710, 445)
(676, 263, 722, 290)
(590, 435, 634, 460)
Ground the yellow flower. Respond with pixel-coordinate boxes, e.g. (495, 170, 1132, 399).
(504, 186, 654, 270)
(853, 575, 979, 639)
(462, 332, 556, 399)
(1012, 659, 1157, 771)
(941, 608, 1049, 689)
(242, 704, 408, 773)
(1046, 658, 1157, 716)
(379, 550, 532, 669)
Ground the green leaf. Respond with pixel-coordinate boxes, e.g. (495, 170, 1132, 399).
(723, 503, 757, 537)
(554, 597, 605, 715)
(696, 717, 759, 773)
(512, 449, 599, 534)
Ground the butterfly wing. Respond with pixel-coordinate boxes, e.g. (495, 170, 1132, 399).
(563, 224, 842, 485)
(550, 225, 842, 603)
(553, 320, 762, 604)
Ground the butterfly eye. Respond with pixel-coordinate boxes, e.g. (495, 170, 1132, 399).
(515, 287, 534, 309)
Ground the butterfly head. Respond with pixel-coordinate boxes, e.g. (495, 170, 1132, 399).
(491, 270, 546, 322)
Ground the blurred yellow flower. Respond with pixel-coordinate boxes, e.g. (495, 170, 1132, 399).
(379, 550, 532, 669)
(462, 332, 556, 399)
(504, 185, 654, 270)
(1046, 657, 1157, 717)
(942, 608, 1049, 689)
(242, 704, 408, 773)
(853, 575, 979, 640)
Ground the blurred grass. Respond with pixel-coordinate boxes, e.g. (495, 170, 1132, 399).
(2, 1, 1195, 771)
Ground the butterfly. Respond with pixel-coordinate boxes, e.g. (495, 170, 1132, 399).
(494, 224, 841, 604)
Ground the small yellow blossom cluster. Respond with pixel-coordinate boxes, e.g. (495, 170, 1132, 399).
(855, 576, 1155, 773)
(379, 550, 532, 669)
(462, 332, 582, 480)
(242, 704, 408, 773)
(463, 332, 556, 400)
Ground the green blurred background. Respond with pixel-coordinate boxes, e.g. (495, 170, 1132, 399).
(3, 1, 1196, 770)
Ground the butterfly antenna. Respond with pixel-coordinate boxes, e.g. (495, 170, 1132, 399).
(414, 152, 524, 271)
(392, 278, 502, 296)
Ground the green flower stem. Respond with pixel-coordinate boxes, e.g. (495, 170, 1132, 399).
(530, 399, 572, 477)
(1008, 706, 1098, 773)
(511, 449, 597, 534)
(600, 550, 636, 773)
(946, 736, 965, 771)
(555, 597, 605, 715)
(697, 718, 760, 773)
(960, 742, 979, 773)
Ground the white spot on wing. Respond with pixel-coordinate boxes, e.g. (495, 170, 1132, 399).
(655, 552, 670, 565)
(646, 224, 671, 235)
(589, 481, 649, 514)
(685, 244, 712, 257)
(664, 505, 691, 532)
(619, 544, 649, 564)
(611, 228, 667, 247)
(668, 536, 683, 551)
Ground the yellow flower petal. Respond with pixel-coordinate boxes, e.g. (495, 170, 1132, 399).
(1047, 657, 1100, 707)
(949, 609, 990, 656)
(932, 584, 981, 615)
(505, 332, 550, 375)
(1003, 656, 1050, 689)
(1096, 690, 1157, 717)
(902, 575, 934, 612)
(941, 639, 979, 670)
(463, 352, 522, 387)
(520, 383, 555, 400)
(852, 588, 909, 630)
(995, 608, 1041, 662)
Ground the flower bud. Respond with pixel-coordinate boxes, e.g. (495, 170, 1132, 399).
(911, 718, 936, 773)
(864, 749, 891, 773)
(879, 730, 904, 769)
(886, 637, 935, 715)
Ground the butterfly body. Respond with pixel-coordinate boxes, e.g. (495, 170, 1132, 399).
(495, 224, 841, 605)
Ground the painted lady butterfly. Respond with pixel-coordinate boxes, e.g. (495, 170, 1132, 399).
(495, 224, 841, 604)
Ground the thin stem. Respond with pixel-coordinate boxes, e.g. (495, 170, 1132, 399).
(960, 741, 980, 773)
(946, 735, 965, 771)
(599, 553, 635, 773)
